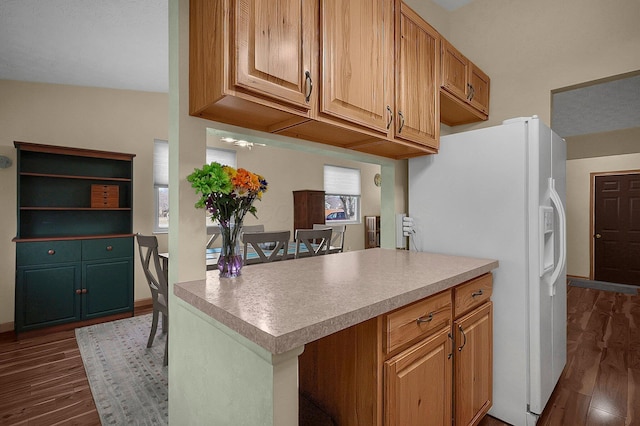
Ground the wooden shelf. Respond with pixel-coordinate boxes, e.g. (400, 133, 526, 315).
(12, 233, 135, 243)
(20, 172, 132, 182)
(20, 207, 132, 211)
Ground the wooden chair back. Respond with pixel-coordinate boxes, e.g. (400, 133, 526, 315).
(294, 228, 332, 258)
(313, 224, 346, 253)
(242, 230, 291, 265)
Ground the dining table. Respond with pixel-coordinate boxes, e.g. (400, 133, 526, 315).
(159, 241, 313, 271)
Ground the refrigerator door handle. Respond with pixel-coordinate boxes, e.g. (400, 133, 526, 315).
(548, 177, 566, 296)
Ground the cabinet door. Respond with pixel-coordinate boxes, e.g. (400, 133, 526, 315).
(441, 38, 469, 101)
(234, 0, 316, 110)
(384, 327, 452, 426)
(82, 258, 133, 319)
(454, 302, 493, 426)
(293, 190, 325, 230)
(321, 0, 393, 133)
(395, 3, 439, 149)
(16, 264, 82, 331)
(468, 64, 490, 115)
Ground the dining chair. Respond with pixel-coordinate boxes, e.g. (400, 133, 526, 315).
(313, 224, 347, 253)
(206, 225, 221, 249)
(242, 230, 291, 265)
(239, 224, 265, 252)
(294, 228, 332, 258)
(136, 234, 169, 366)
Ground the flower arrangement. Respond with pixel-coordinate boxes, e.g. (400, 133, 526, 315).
(187, 162, 268, 277)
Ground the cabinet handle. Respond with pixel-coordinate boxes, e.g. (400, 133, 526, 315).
(398, 111, 405, 133)
(471, 289, 483, 297)
(469, 85, 475, 101)
(386, 105, 393, 129)
(416, 312, 433, 324)
(305, 71, 313, 102)
(458, 325, 467, 351)
(448, 333, 454, 359)
(75, 289, 82, 295)
(47, 249, 55, 255)
(466, 83, 472, 100)
(82, 289, 88, 294)
(106, 245, 113, 251)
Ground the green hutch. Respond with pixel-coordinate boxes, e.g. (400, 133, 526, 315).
(13, 142, 135, 334)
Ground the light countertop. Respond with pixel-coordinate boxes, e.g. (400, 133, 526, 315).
(173, 248, 498, 354)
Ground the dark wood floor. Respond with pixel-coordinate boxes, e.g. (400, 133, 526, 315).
(0, 286, 637, 425)
(480, 285, 640, 426)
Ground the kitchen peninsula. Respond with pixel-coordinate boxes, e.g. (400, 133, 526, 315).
(171, 248, 498, 425)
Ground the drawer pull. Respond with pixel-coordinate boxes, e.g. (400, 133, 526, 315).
(416, 312, 434, 324)
(471, 289, 484, 297)
(106, 245, 113, 251)
(47, 249, 55, 255)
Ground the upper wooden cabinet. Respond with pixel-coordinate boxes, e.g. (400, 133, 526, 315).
(190, 0, 438, 159)
(189, 0, 316, 131)
(320, 0, 393, 134)
(440, 38, 490, 126)
(394, 2, 440, 150)
(234, 0, 316, 110)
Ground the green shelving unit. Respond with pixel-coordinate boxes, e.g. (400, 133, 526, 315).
(13, 142, 136, 333)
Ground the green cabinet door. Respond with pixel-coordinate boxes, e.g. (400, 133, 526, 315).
(82, 257, 133, 319)
(16, 263, 82, 331)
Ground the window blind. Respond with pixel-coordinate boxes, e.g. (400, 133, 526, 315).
(153, 140, 237, 186)
(323, 165, 361, 195)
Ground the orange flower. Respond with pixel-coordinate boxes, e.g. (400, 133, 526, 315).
(233, 168, 260, 193)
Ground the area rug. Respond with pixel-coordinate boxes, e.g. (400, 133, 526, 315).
(75, 314, 168, 425)
(568, 278, 639, 295)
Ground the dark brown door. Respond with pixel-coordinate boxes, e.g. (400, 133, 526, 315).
(594, 173, 640, 285)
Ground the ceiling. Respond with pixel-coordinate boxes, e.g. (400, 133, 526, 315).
(0, 0, 168, 93)
(1, 0, 637, 146)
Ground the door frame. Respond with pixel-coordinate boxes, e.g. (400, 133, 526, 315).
(589, 169, 640, 279)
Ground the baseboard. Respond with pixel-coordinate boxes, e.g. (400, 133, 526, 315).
(567, 274, 589, 281)
(569, 277, 639, 294)
(134, 297, 153, 309)
(0, 321, 15, 333)
(0, 298, 154, 334)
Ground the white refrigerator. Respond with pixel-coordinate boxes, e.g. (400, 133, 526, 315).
(408, 116, 567, 425)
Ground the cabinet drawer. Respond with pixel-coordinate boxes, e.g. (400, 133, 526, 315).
(17, 241, 81, 266)
(82, 237, 132, 261)
(91, 185, 120, 208)
(385, 290, 451, 354)
(453, 273, 492, 318)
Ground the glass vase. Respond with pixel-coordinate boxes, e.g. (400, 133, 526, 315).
(217, 218, 243, 278)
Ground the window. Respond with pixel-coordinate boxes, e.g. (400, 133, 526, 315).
(323, 165, 361, 224)
(153, 140, 236, 232)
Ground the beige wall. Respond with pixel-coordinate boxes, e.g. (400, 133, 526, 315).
(437, 0, 640, 278)
(567, 153, 640, 278)
(0, 80, 168, 329)
(445, 0, 640, 128)
(0, 79, 389, 330)
(205, 135, 382, 253)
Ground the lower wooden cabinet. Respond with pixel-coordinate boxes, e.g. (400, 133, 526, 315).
(298, 273, 493, 426)
(15, 237, 134, 333)
(384, 326, 452, 426)
(454, 302, 493, 426)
